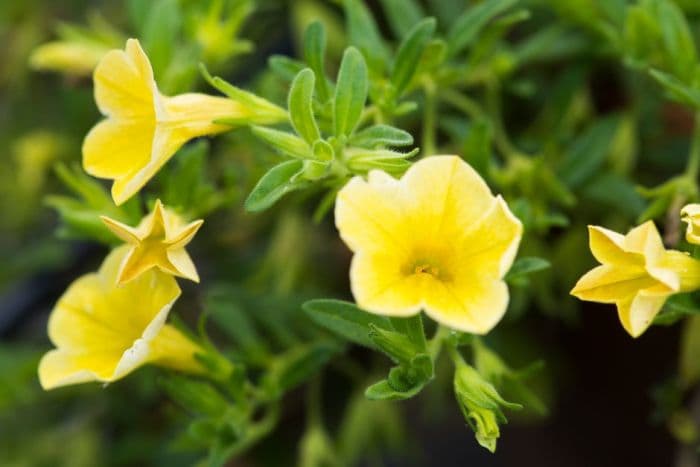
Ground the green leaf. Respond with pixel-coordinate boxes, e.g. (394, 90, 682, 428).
(263, 342, 341, 397)
(334, 47, 369, 137)
(288, 68, 321, 144)
(378, 0, 425, 38)
(649, 69, 700, 109)
(303, 22, 332, 102)
(303, 299, 393, 349)
(142, 0, 181, 82)
(268, 55, 306, 82)
(244, 160, 307, 212)
(462, 119, 493, 178)
(343, 0, 388, 73)
(364, 378, 424, 401)
(447, 0, 518, 56)
(391, 18, 436, 97)
(349, 124, 414, 148)
(251, 126, 311, 160)
(654, 293, 700, 326)
(656, 0, 697, 80)
(558, 116, 620, 188)
(505, 257, 550, 281)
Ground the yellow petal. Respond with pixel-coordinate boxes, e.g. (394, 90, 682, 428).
(101, 216, 141, 244)
(570, 264, 658, 303)
(39, 349, 123, 389)
(162, 93, 241, 139)
(623, 221, 665, 260)
(402, 155, 494, 242)
(167, 248, 200, 282)
(681, 203, 700, 244)
(423, 278, 509, 334)
(587, 225, 639, 266)
(457, 196, 522, 278)
(349, 250, 424, 317)
(93, 38, 156, 119)
(616, 293, 667, 338)
(150, 324, 205, 373)
(82, 118, 153, 180)
(335, 171, 409, 254)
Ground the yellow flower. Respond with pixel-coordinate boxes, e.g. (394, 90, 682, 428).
(335, 155, 523, 334)
(681, 204, 700, 245)
(83, 38, 284, 205)
(571, 221, 700, 337)
(101, 199, 203, 284)
(29, 41, 110, 76)
(38, 246, 204, 390)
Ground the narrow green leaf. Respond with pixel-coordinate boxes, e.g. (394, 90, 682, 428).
(505, 257, 550, 281)
(649, 69, 700, 109)
(656, 0, 697, 80)
(268, 55, 306, 81)
(462, 119, 493, 178)
(349, 124, 414, 148)
(378, 0, 425, 38)
(334, 47, 368, 137)
(251, 126, 311, 160)
(244, 160, 306, 212)
(303, 22, 331, 102)
(391, 18, 436, 96)
(303, 299, 393, 349)
(447, 0, 518, 56)
(558, 116, 620, 188)
(288, 68, 321, 144)
(343, 0, 388, 72)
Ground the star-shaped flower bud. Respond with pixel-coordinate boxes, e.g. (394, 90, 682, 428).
(101, 200, 203, 284)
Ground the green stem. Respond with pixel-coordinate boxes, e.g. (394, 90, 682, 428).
(684, 112, 700, 181)
(485, 78, 527, 161)
(422, 80, 437, 156)
(306, 376, 323, 428)
(428, 326, 451, 360)
(439, 88, 486, 121)
(216, 403, 280, 463)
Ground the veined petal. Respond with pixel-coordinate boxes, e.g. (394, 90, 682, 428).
(588, 225, 639, 266)
(402, 156, 494, 242)
(570, 264, 660, 303)
(349, 251, 424, 317)
(457, 196, 523, 279)
(110, 125, 187, 205)
(93, 39, 156, 119)
(38, 349, 124, 389)
(423, 278, 509, 335)
(167, 248, 200, 282)
(82, 118, 153, 180)
(624, 221, 666, 261)
(335, 171, 408, 254)
(616, 293, 668, 338)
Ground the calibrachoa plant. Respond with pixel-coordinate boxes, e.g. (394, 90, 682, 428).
(5, 0, 700, 464)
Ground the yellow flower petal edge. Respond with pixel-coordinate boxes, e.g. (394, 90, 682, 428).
(101, 199, 203, 284)
(571, 221, 700, 338)
(335, 155, 523, 334)
(38, 246, 205, 390)
(83, 38, 283, 205)
(681, 203, 700, 245)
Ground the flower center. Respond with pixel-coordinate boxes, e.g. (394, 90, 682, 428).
(414, 263, 440, 277)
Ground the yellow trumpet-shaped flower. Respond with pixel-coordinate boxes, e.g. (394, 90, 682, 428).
(38, 246, 204, 390)
(83, 38, 284, 205)
(101, 200, 203, 284)
(571, 221, 700, 337)
(335, 155, 523, 334)
(681, 204, 700, 245)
